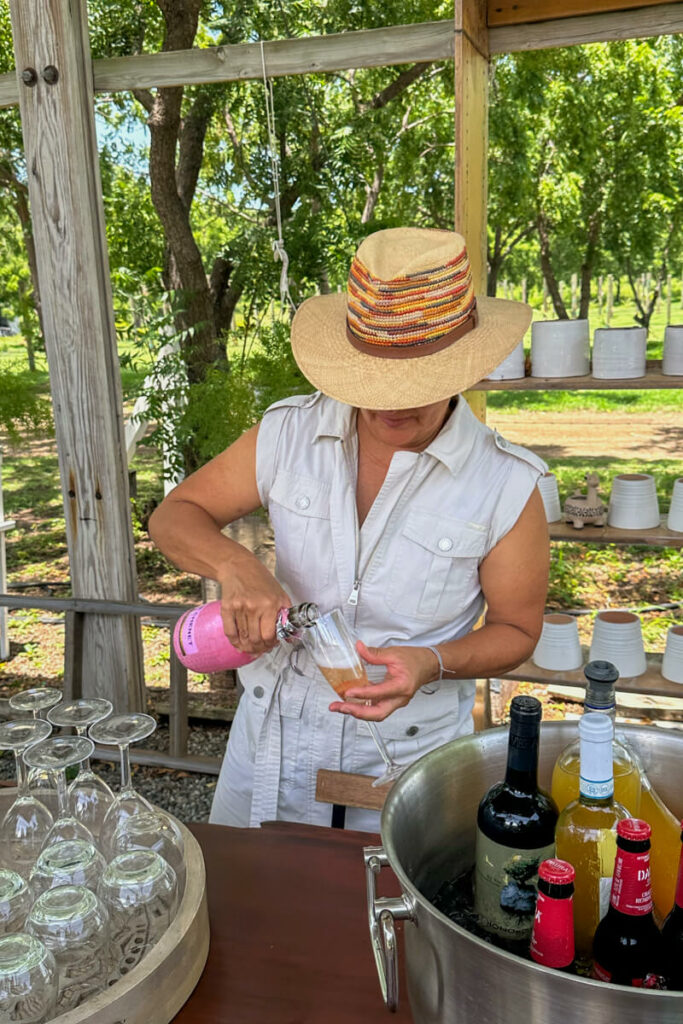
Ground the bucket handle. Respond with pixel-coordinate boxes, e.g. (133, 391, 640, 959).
(363, 845, 416, 1013)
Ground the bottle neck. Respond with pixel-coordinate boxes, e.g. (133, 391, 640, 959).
(609, 839, 653, 918)
(579, 731, 614, 804)
(504, 728, 540, 793)
(530, 887, 574, 969)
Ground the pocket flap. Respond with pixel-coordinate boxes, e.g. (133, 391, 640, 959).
(269, 470, 331, 519)
(402, 509, 487, 558)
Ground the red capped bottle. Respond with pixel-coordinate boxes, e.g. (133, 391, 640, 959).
(530, 859, 575, 972)
(661, 822, 683, 990)
(592, 818, 663, 986)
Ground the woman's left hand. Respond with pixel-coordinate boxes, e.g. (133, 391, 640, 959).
(328, 641, 439, 721)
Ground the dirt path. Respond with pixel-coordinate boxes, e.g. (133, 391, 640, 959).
(486, 411, 683, 461)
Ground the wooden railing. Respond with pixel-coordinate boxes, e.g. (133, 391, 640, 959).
(0, 592, 222, 775)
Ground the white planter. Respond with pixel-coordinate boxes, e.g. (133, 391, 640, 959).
(607, 473, 660, 530)
(662, 324, 683, 376)
(530, 318, 590, 378)
(532, 613, 583, 671)
(537, 472, 562, 523)
(486, 340, 525, 380)
(667, 477, 683, 533)
(589, 610, 647, 678)
(662, 625, 683, 684)
(592, 326, 647, 379)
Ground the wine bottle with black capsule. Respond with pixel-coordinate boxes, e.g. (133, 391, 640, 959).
(474, 696, 558, 949)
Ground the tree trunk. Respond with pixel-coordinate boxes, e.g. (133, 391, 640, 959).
(537, 213, 568, 319)
(579, 211, 601, 320)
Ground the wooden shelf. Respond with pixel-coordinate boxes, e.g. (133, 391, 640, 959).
(503, 652, 683, 702)
(474, 360, 681, 391)
(548, 519, 683, 547)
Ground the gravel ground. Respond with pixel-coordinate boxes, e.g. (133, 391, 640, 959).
(0, 720, 230, 824)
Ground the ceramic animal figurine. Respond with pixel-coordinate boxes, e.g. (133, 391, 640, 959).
(563, 472, 608, 528)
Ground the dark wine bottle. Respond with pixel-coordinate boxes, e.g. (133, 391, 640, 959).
(592, 818, 664, 987)
(661, 822, 683, 990)
(530, 858, 576, 971)
(474, 695, 558, 948)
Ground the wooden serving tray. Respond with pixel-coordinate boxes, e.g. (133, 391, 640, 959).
(0, 794, 210, 1024)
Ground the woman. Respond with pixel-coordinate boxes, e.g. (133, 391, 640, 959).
(149, 227, 549, 831)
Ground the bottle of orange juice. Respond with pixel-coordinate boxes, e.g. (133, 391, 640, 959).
(550, 661, 641, 816)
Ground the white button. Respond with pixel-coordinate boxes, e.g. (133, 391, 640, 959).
(295, 496, 310, 510)
(438, 537, 453, 552)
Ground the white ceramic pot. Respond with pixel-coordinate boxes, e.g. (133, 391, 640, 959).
(592, 326, 647, 379)
(530, 319, 590, 378)
(589, 610, 647, 678)
(662, 324, 683, 376)
(662, 625, 683, 684)
(537, 472, 562, 523)
(486, 340, 525, 381)
(667, 477, 683, 533)
(532, 613, 583, 671)
(607, 473, 660, 530)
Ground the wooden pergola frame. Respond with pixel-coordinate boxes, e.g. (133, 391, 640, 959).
(3, 0, 681, 711)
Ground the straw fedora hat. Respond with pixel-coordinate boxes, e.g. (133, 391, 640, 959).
(291, 226, 531, 410)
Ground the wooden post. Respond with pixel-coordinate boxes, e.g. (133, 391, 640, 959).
(455, 0, 489, 425)
(666, 273, 672, 324)
(597, 275, 603, 319)
(542, 278, 549, 317)
(8, 0, 145, 710)
(521, 276, 527, 303)
(607, 274, 614, 325)
(570, 272, 578, 317)
(0, 453, 15, 662)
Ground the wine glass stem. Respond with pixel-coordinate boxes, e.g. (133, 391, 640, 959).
(75, 725, 92, 772)
(55, 768, 69, 820)
(365, 722, 395, 770)
(118, 742, 131, 791)
(14, 749, 29, 797)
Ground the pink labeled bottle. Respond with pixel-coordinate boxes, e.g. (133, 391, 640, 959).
(172, 600, 319, 672)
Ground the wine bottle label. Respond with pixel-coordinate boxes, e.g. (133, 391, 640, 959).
(530, 891, 574, 968)
(474, 833, 555, 940)
(610, 848, 653, 916)
(177, 607, 201, 656)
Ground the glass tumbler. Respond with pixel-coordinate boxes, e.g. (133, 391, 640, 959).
(0, 871, 31, 936)
(99, 850, 178, 980)
(26, 885, 109, 1014)
(0, 933, 57, 1023)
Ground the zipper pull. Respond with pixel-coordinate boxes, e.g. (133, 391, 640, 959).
(347, 578, 361, 606)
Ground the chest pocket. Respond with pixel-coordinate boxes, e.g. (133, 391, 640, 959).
(386, 509, 487, 622)
(268, 470, 334, 595)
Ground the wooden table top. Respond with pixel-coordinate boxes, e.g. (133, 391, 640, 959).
(172, 820, 414, 1024)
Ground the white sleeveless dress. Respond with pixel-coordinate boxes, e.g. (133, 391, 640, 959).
(209, 392, 546, 831)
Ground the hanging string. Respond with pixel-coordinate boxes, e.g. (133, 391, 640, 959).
(260, 41, 297, 316)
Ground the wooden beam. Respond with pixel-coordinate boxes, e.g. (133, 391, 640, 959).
(489, 3, 683, 51)
(455, 0, 489, 425)
(488, 0, 673, 26)
(8, 0, 145, 712)
(315, 769, 392, 811)
(1, 5, 683, 109)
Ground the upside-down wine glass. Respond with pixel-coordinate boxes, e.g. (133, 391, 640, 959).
(300, 608, 407, 787)
(0, 720, 54, 878)
(23, 736, 96, 850)
(47, 698, 114, 841)
(89, 713, 157, 857)
(8, 688, 62, 817)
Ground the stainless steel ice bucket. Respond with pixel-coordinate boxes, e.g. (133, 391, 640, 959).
(364, 721, 683, 1022)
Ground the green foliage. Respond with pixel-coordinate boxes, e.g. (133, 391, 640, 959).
(0, 361, 53, 441)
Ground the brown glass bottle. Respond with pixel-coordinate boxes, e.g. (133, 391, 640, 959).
(530, 859, 575, 972)
(661, 823, 683, 990)
(592, 819, 663, 986)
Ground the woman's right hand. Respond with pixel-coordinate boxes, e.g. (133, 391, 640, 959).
(218, 550, 291, 655)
